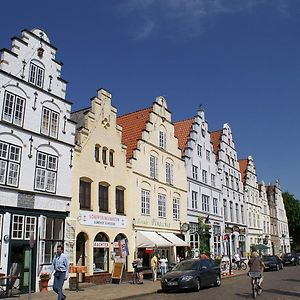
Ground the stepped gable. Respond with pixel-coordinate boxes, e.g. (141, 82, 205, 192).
(117, 107, 152, 161)
(238, 159, 248, 186)
(210, 130, 222, 157)
(174, 118, 194, 153)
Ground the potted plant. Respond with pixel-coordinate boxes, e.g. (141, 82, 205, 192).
(39, 272, 51, 292)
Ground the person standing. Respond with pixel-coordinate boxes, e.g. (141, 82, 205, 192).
(159, 255, 168, 276)
(150, 254, 158, 281)
(234, 252, 241, 269)
(135, 253, 144, 284)
(51, 245, 69, 300)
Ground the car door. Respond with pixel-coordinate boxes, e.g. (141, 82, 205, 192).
(199, 260, 211, 286)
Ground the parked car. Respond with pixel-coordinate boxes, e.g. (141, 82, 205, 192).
(282, 253, 300, 266)
(262, 255, 283, 271)
(161, 258, 221, 292)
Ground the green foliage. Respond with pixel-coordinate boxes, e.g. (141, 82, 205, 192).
(197, 217, 211, 254)
(283, 192, 300, 251)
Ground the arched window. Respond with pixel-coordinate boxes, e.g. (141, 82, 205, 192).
(99, 182, 109, 212)
(113, 233, 128, 271)
(93, 233, 109, 273)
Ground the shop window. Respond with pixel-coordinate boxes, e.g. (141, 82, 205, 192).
(93, 233, 109, 273)
(116, 188, 124, 214)
(99, 184, 109, 212)
(113, 234, 128, 271)
(79, 179, 91, 209)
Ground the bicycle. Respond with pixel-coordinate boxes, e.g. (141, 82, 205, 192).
(232, 260, 247, 270)
(249, 272, 262, 299)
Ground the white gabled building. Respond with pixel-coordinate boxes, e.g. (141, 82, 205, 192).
(174, 109, 223, 258)
(0, 29, 75, 292)
(211, 124, 247, 258)
(239, 156, 263, 253)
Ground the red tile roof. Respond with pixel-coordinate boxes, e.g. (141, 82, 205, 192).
(174, 118, 194, 154)
(117, 108, 152, 161)
(210, 130, 222, 157)
(238, 159, 248, 185)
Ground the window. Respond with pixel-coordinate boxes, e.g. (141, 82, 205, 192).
(102, 147, 107, 164)
(206, 150, 210, 161)
(211, 174, 215, 187)
(99, 184, 109, 212)
(192, 191, 198, 209)
(40, 217, 64, 263)
(213, 198, 218, 214)
(197, 144, 202, 157)
(150, 155, 158, 178)
(29, 62, 44, 88)
(166, 162, 173, 185)
(41, 107, 59, 138)
(79, 180, 91, 209)
(141, 189, 150, 215)
(189, 222, 199, 254)
(249, 212, 252, 227)
(230, 175, 234, 189)
(213, 225, 221, 256)
(223, 200, 227, 221)
(158, 194, 166, 218)
(173, 198, 180, 220)
(116, 188, 124, 214)
(0, 141, 21, 187)
(109, 150, 114, 166)
(192, 165, 198, 180)
(12, 215, 24, 239)
(202, 195, 209, 212)
(25, 216, 36, 240)
(159, 131, 166, 149)
(225, 172, 229, 186)
(0, 214, 2, 265)
(95, 145, 100, 162)
(229, 201, 233, 222)
(93, 233, 109, 273)
(202, 170, 207, 184)
(2, 91, 25, 126)
(235, 203, 239, 223)
(12, 214, 37, 240)
(35, 151, 58, 192)
(236, 179, 239, 191)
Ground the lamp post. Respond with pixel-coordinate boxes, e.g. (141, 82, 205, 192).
(282, 234, 286, 254)
(224, 226, 232, 275)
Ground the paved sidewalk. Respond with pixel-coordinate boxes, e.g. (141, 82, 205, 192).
(14, 269, 248, 300)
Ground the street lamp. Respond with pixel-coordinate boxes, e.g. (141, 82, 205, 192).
(282, 234, 286, 254)
(224, 226, 232, 275)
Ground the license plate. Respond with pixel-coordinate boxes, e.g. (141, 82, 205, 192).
(167, 282, 178, 286)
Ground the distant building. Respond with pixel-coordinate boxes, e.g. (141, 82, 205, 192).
(117, 96, 188, 266)
(174, 109, 223, 257)
(0, 29, 75, 292)
(211, 124, 246, 258)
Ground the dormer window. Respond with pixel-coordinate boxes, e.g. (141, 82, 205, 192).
(29, 62, 44, 88)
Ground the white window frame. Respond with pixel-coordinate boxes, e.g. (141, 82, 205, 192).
(29, 62, 44, 88)
(158, 194, 166, 218)
(192, 165, 198, 180)
(35, 151, 58, 193)
(197, 144, 202, 157)
(150, 155, 158, 179)
(12, 215, 24, 239)
(24, 216, 37, 240)
(223, 200, 227, 221)
(173, 197, 180, 220)
(0, 141, 21, 187)
(141, 189, 150, 215)
(166, 162, 173, 185)
(206, 150, 210, 161)
(211, 174, 215, 187)
(2, 91, 25, 126)
(213, 198, 218, 214)
(159, 131, 166, 149)
(41, 107, 59, 138)
(202, 194, 209, 212)
(202, 170, 207, 184)
(191, 191, 198, 210)
(235, 203, 239, 223)
(230, 201, 233, 222)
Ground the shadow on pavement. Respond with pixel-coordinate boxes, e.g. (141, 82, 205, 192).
(264, 289, 300, 297)
(282, 278, 300, 283)
(235, 292, 253, 299)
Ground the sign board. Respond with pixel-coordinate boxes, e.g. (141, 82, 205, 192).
(232, 225, 240, 233)
(111, 262, 124, 284)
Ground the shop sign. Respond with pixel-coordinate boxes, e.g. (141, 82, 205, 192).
(93, 241, 109, 248)
(232, 225, 240, 233)
(135, 218, 171, 228)
(78, 211, 127, 228)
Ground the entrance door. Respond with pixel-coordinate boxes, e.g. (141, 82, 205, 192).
(76, 233, 86, 282)
(9, 244, 36, 293)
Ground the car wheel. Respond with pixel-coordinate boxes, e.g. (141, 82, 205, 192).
(195, 278, 201, 292)
(215, 275, 221, 287)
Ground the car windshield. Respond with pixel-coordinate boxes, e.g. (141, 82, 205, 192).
(172, 260, 198, 271)
(283, 253, 292, 258)
(263, 256, 275, 262)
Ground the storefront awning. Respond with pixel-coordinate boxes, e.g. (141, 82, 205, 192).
(158, 232, 188, 247)
(136, 231, 173, 248)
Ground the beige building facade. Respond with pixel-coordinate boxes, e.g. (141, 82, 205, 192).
(69, 89, 134, 283)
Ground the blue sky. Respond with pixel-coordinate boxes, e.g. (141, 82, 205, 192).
(1, 0, 300, 199)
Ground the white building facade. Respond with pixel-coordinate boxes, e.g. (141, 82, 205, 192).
(0, 29, 75, 292)
(174, 109, 223, 258)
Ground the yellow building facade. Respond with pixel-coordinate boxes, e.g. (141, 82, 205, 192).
(68, 88, 134, 283)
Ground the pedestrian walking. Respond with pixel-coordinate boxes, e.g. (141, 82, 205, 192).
(51, 245, 69, 300)
(159, 255, 168, 276)
(150, 254, 158, 281)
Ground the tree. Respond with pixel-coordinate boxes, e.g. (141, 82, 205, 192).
(282, 192, 300, 251)
(197, 216, 211, 254)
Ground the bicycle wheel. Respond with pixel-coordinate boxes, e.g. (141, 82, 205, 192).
(252, 287, 257, 299)
(232, 262, 237, 270)
(241, 262, 247, 270)
(257, 286, 262, 295)
(252, 279, 257, 299)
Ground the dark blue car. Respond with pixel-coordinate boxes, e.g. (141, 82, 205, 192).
(161, 258, 221, 292)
